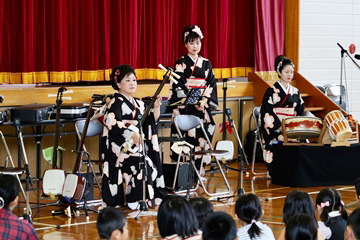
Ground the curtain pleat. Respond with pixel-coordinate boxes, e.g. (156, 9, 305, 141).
(0, 0, 255, 84)
(254, 0, 285, 80)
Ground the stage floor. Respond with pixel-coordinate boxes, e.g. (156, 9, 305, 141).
(13, 162, 360, 239)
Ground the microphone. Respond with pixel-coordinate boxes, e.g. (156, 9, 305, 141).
(337, 43, 347, 52)
(355, 54, 360, 60)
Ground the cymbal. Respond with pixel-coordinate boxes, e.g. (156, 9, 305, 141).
(193, 150, 229, 156)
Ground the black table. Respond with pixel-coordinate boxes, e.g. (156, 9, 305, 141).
(2, 118, 82, 179)
(268, 143, 360, 187)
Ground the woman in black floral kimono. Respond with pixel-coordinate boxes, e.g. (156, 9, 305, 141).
(100, 65, 166, 209)
(260, 56, 305, 163)
(168, 25, 218, 172)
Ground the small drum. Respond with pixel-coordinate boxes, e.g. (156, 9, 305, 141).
(325, 110, 352, 142)
(284, 117, 323, 139)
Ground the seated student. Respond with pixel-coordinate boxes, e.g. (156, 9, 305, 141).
(235, 193, 275, 240)
(285, 214, 318, 240)
(316, 187, 348, 240)
(279, 190, 324, 240)
(157, 195, 201, 240)
(345, 207, 360, 240)
(96, 207, 128, 240)
(354, 177, 360, 202)
(202, 211, 237, 240)
(0, 174, 39, 240)
(188, 197, 213, 229)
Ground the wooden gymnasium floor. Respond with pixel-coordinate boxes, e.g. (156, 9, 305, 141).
(13, 162, 360, 240)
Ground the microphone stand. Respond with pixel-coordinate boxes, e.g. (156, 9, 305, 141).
(337, 43, 360, 108)
(135, 113, 149, 220)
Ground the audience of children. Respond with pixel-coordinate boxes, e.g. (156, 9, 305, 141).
(90, 186, 360, 240)
(235, 193, 275, 240)
(202, 211, 237, 240)
(0, 174, 39, 240)
(279, 190, 324, 240)
(345, 207, 360, 240)
(189, 197, 214, 230)
(285, 213, 318, 240)
(316, 187, 348, 240)
(96, 207, 128, 240)
(157, 195, 202, 240)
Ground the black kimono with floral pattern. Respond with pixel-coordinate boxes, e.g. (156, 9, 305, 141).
(168, 55, 218, 166)
(260, 82, 305, 163)
(100, 93, 166, 207)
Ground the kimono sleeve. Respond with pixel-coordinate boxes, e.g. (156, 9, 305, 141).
(295, 94, 305, 116)
(168, 58, 188, 103)
(203, 61, 218, 110)
(104, 97, 136, 146)
(260, 87, 282, 135)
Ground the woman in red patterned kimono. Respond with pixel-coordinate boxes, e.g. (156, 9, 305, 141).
(168, 25, 218, 172)
(100, 65, 166, 209)
(260, 56, 305, 163)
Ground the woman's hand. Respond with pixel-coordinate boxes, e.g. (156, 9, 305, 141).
(154, 95, 162, 121)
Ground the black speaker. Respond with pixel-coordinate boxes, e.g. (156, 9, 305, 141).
(163, 163, 194, 191)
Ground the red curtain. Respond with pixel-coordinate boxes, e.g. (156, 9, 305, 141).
(254, 0, 285, 73)
(0, 0, 254, 83)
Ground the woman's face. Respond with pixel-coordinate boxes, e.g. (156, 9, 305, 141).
(279, 64, 294, 85)
(117, 73, 137, 98)
(185, 38, 202, 57)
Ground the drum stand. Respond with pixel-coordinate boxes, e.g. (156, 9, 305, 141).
(217, 108, 247, 201)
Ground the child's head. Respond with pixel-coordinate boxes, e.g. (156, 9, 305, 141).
(316, 187, 348, 226)
(157, 195, 198, 239)
(345, 207, 360, 240)
(235, 193, 262, 239)
(354, 177, 360, 201)
(0, 174, 20, 211)
(285, 214, 318, 240)
(202, 211, 237, 240)
(188, 197, 213, 229)
(283, 190, 316, 224)
(96, 207, 128, 240)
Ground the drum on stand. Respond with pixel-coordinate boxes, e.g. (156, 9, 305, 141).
(284, 117, 323, 139)
(324, 110, 352, 142)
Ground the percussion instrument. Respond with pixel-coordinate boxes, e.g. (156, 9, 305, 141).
(284, 117, 323, 139)
(325, 110, 352, 142)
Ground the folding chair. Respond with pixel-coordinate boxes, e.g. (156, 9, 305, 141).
(75, 119, 104, 191)
(0, 131, 26, 200)
(173, 115, 232, 197)
(251, 107, 268, 176)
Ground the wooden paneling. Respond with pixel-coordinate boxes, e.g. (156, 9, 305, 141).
(285, 0, 300, 69)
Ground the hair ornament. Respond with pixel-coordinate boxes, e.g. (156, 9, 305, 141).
(277, 61, 283, 73)
(183, 32, 189, 43)
(0, 197, 4, 209)
(251, 219, 256, 224)
(192, 25, 204, 39)
(115, 69, 120, 76)
(341, 200, 345, 206)
(320, 201, 330, 208)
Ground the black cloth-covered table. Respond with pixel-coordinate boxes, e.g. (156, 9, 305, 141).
(268, 143, 360, 187)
